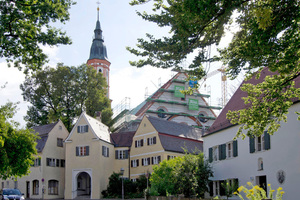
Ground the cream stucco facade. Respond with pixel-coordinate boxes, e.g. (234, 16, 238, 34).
(0, 120, 69, 199)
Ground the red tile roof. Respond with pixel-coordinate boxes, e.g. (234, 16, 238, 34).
(205, 68, 300, 136)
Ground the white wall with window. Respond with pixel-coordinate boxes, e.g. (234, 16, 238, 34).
(203, 103, 300, 199)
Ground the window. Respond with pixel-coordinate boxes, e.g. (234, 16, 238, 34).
(152, 156, 161, 165)
(209, 179, 239, 197)
(48, 180, 58, 195)
(135, 139, 144, 148)
(213, 146, 218, 161)
(209, 140, 238, 162)
(167, 155, 176, 160)
(249, 131, 270, 153)
(33, 180, 39, 195)
(115, 150, 128, 159)
(258, 158, 263, 171)
(46, 158, 56, 167)
(77, 125, 88, 133)
(1, 182, 4, 189)
(131, 159, 139, 168)
(59, 125, 62, 130)
(142, 157, 150, 166)
(102, 146, 109, 157)
(33, 157, 41, 167)
(76, 146, 89, 156)
(227, 142, 232, 158)
(60, 159, 65, 168)
(57, 138, 63, 147)
(157, 108, 167, 118)
(147, 136, 156, 145)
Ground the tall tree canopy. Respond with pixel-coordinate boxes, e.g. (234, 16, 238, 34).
(20, 64, 113, 131)
(150, 152, 213, 198)
(0, 101, 38, 179)
(0, 0, 75, 73)
(128, 0, 300, 137)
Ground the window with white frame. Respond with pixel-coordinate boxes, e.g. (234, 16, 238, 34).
(142, 157, 150, 166)
(33, 157, 41, 167)
(131, 159, 139, 168)
(135, 139, 144, 147)
(249, 131, 270, 153)
(152, 156, 161, 165)
(213, 146, 218, 161)
(77, 125, 88, 133)
(76, 146, 89, 156)
(102, 146, 109, 157)
(147, 136, 156, 145)
(167, 155, 176, 160)
(227, 142, 233, 158)
(115, 150, 128, 159)
(46, 158, 56, 167)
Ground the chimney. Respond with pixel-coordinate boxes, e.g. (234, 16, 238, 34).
(95, 111, 102, 122)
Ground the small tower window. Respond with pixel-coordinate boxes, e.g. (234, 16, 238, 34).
(98, 68, 102, 73)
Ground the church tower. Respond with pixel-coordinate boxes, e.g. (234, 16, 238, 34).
(87, 6, 111, 98)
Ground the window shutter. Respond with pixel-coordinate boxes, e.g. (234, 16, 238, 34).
(85, 125, 88, 132)
(107, 148, 109, 157)
(147, 157, 150, 164)
(218, 145, 222, 160)
(115, 150, 118, 159)
(222, 144, 226, 160)
(125, 150, 129, 159)
(220, 180, 225, 196)
(264, 131, 271, 150)
(142, 158, 144, 166)
(38, 157, 41, 166)
(137, 159, 139, 167)
(77, 126, 80, 133)
(86, 146, 89, 156)
(131, 160, 133, 167)
(135, 141, 137, 148)
(168, 155, 170, 160)
(151, 157, 154, 164)
(102, 146, 105, 156)
(233, 140, 238, 157)
(153, 136, 156, 144)
(158, 156, 161, 163)
(209, 148, 213, 163)
(249, 137, 255, 153)
(76, 147, 79, 156)
(56, 159, 59, 167)
(141, 139, 144, 146)
(147, 138, 149, 145)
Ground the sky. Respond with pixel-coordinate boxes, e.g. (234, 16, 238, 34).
(0, 0, 239, 128)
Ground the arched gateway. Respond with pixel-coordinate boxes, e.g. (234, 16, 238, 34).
(72, 170, 92, 199)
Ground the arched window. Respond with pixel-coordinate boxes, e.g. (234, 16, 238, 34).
(32, 180, 39, 195)
(198, 112, 208, 123)
(258, 158, 263, 171)
(157, 108, 167, 118)
(48, 180, 59, 195)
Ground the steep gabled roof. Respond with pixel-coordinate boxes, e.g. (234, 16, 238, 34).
(147, 115, 203, 141)
(65, 112, 111, 143)
(205, 68, 300, 136)
(159, 134, 203, 153)
(110, 131, 135, 147)
(31, 122, 59, 153)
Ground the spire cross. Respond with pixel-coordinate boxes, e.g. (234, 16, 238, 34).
(96, 1, 100, 20)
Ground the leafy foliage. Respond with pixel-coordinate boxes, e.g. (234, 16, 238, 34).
(20, 64, 113, 131)
(150, 152, 213, 198)
(128, 0, 300, 137)
(0, 0, 75, 73)
(102, 172, 148, 198)
(0, 102, 38, 179)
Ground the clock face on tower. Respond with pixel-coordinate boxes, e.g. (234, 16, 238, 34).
(277, 170, 286, 184)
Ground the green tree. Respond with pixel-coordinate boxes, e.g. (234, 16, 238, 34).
(128, 0, 300, 137)
(20, 63, 113, 131)
(150, 152, 213, 198)
(0, 0, 75, 73)
(0, 101, 38, 179)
